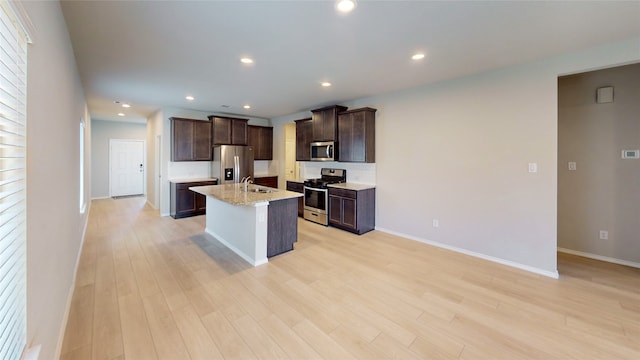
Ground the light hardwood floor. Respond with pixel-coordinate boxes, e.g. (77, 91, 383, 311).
(60, 197, 640, 359)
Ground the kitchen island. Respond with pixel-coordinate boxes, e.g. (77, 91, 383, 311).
(190, 183, 302, 266)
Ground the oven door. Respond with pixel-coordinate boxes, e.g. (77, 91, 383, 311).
(304, 186, 328, 213)
(304, 186, 329, 225)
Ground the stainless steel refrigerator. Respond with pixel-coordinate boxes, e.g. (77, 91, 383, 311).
(211, 145, 254, 184)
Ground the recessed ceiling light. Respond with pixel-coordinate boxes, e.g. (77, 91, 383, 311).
(411, 53, 425, 60)
(185, 95, 195, 101)
(243, 105, 251, 109)
(118, 113, 125, 117)
(240, 57, 254, 64)
(336, 0, 356, 13)
(221, 105, 231, 108)
(321, 82, 332, 87)
(121, 103, 131, 108)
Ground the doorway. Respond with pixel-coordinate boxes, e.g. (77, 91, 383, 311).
(557, 63, 640, 269)
(110, 139, 146, 197)
(284, 123, 299, 180)
(154, 134, 162, 208)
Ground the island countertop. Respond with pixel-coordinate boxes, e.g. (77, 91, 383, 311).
(190, 183, 302, 206)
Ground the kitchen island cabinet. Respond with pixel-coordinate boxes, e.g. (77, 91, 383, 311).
(170, 179, 218, 218)
(190, 184, 302, 265)
(328, 185, 375, 234)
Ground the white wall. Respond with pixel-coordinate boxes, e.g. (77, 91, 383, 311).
(558, 63, 640, 265)
(146, 109, 163, 209)
(271, 38, 640, 277)
(91, 119, 147, 199)
(23, 2, 91, 359)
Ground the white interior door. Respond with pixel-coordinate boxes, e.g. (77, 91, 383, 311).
(154, 134, 162, 208)
(110, 139, 145, 197)
(284, 123, 298, 180)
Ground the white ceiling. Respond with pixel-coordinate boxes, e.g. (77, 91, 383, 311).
(60, 1, 640, 122)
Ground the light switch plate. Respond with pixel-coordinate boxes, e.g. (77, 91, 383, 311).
(528, 163, 538, 173)
(568, 162, 576, 171)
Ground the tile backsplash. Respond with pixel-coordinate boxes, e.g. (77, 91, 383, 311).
(300, 162, 376, 184)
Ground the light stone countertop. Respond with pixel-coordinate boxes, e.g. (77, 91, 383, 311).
(169, 177, 218, 184)
(285, 178, 306, 184)
(328, 183, 376, 191)
(190, 183, 302, 206)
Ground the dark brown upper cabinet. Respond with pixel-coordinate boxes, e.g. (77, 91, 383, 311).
(295, 117, 313, 161)
(310, 105, 348, 142)
(248, 125, 273, 160)
(170, 117, 212, 161)
(338, 107, 376, 163)
(208, 115, 248, 145)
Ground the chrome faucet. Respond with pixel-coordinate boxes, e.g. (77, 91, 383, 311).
(242, 176, 253, 191)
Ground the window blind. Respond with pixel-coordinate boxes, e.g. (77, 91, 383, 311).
(0, 1, 28, 359)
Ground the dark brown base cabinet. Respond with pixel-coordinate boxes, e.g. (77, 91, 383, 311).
(254, 176, 278, 189)
(285, 181, 304, 217)
(328, 187, 375, 234)
(267, 197, 298, 257)
(170, 180, 217, 219)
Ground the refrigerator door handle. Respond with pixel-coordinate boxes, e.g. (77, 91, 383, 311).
(234, 155, 239, 183)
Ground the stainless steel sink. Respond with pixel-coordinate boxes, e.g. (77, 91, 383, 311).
(245, 186, 275, 193)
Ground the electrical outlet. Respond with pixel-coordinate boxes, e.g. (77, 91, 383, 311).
(432, 219, 439, 228)
(568, 162, 577, 171)
(599, 230, 608, 240)
(528, 163, 538, 173)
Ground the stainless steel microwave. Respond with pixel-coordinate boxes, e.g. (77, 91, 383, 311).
(310, 141, 336, 161)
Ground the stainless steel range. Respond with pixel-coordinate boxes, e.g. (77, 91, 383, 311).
(303, 168, 347, 225)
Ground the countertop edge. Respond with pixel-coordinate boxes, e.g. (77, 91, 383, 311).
(328, 183, 376, 191)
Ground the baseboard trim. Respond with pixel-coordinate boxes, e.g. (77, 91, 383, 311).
(375, 226, 559, 279)
(557, 247, 640, 269)
(54, 203, 92, 359)
(145, 199, 158, 210)
(90, 196, 110, 200)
